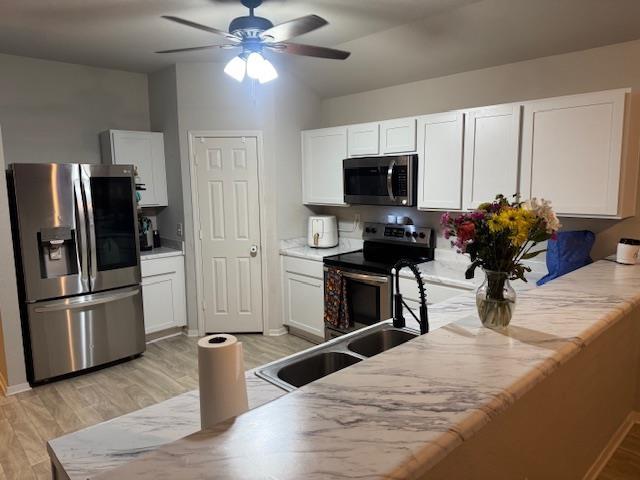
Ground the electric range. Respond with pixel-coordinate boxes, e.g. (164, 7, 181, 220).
(322, 222, 434, 340)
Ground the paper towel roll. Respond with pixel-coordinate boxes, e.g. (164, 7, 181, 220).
(197, 334, 249, 430)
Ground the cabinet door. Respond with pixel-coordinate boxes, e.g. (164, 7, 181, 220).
(142, 273, 177, 333)
(111, 131, 168, 207)
(141, 257, 187, 334)
(347, 123, 380, 156)
(302, 127, 348, 205)
(381, 118, 417, 154)
(463, 104, 521, 209)
(149, 133, 168, 206)
(284, 271, 324, 338)
(417, 112, 464, 210)
(520, 90, 627, 216)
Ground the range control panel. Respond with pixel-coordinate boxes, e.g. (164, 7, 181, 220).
(362, 222, 433, 245)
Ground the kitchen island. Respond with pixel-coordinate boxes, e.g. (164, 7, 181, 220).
(54, 260, 640, 479)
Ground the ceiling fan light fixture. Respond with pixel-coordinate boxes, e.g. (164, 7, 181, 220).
(224, 55, 246, 82)
(246, 51, 265, 80)
(258, 58, 278, 84)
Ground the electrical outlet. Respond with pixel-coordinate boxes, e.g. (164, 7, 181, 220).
(177, 223, 183, 238)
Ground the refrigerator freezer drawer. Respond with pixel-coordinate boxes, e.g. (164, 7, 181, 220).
(26, 286, 145, 383)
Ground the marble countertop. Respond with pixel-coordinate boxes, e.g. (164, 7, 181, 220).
(48, 370, 286, 480)
(93, 259, 639, 480)
(140, 246, 184, 261)
(279, 237, 364, 261)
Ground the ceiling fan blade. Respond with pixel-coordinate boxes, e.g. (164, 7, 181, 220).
(261, 14, 328, 43)
(156, 44, 234, 54)
(161, 16, 240, 42)
(269, 42, 351, 60)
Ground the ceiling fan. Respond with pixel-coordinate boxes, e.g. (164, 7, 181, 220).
(157, 0, 351, 84)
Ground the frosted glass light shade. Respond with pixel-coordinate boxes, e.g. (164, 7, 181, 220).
(246, 52, 264, 80)
(258, 58, 278, 84)
(224, 56, 246, 82)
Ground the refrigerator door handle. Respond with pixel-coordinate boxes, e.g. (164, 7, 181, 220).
(81, 166, 98, 290)
(74, 179, 89, 289)
(33, 288, 140, 313)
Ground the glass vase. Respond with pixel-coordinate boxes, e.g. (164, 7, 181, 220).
(476, 270, 516, 329)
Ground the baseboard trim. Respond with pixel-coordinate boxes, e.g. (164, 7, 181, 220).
(583, 410, 640, 480)
(145, 326, 185, 344)
(185, 329, 200, 337)
(265, 327, 288, 337)
(286, 325, 323, 344)
(5, 382, 31, 396)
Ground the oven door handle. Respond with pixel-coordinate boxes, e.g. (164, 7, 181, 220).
(325, 267, 389, 285)
(387, 159, 396, 201)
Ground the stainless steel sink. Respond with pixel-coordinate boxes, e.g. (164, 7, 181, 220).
(256, 322, 419, 391)
(276, 351, 362, 389)
(347, 328, 418, 357)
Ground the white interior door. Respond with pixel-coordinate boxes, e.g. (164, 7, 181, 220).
(194, 136, 263, 333)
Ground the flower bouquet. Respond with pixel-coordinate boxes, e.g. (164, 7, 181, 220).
(441, 195, 560, 328)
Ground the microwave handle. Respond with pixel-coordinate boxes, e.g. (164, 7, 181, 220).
(387, 159, 396, 201)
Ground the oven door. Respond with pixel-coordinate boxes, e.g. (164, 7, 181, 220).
(343, 155, 416, 206)
(324, 267, 391, 339)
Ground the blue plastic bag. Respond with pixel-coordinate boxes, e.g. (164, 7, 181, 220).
(537, 231, 595, 286)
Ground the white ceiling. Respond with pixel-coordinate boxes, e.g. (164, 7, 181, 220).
(2, 0, 640, 97)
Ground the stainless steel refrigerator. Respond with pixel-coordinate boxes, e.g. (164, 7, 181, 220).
(8, 163, 145, 383)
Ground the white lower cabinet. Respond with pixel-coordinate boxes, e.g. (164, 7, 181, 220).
(282, 256, 325, 339)
(141, 255, 187, 334)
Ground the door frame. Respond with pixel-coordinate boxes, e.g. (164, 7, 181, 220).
(188, 130, 268, 336)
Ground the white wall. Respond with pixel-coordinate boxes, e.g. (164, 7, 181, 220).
(0, 54, 150, 391)
(169, 63, 319, 335)
(148, 66, 182, 244)
(0, 126, 26, 393)
(0, 53, 149, 164)
(318, 39, 640, 259)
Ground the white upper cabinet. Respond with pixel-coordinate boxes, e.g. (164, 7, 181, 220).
(380, 117, 417, 154)
(302, 127, 348, 206)
(101, 130, 168, 207)
(347, 122, 380, 156)
(463, 104, 522, 209)
(416, 111, 464, 210)
(520, 89, 638, 218)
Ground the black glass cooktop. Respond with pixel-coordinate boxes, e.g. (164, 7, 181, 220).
(324, 242, 433, 275)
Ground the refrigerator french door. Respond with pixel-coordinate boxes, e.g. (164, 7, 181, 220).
(9, 163, 145, 383)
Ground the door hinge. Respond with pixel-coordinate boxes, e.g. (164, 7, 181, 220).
(199, 229, 203, 240)
(202, 301, 207, 311)
(193, 152, 198, 166)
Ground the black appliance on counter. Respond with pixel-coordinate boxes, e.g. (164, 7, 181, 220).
(323, 222, 434, 340)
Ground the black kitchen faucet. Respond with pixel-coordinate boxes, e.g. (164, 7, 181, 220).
(392, 259, 429, 335)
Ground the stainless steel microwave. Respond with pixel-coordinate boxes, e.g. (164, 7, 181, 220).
(343, 155, 417, 206)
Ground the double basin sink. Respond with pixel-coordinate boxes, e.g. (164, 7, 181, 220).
(256, 322, 419, 392)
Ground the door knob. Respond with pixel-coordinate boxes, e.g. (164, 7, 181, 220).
(249, 245, 258, 256)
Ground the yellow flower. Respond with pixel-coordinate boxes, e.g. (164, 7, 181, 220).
(509, 209, 536, 246)
(487, 215, 503, 233)
(496, 208, 519, 230)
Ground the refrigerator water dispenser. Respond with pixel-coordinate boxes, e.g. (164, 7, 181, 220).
(38, 226, 78, 278)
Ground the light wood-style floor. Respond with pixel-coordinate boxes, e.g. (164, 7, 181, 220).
(0, 333, 313, 480)
(598, 423, 640, 479)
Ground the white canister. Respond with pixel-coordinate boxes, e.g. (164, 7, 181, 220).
(616, 238, 640, 264)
